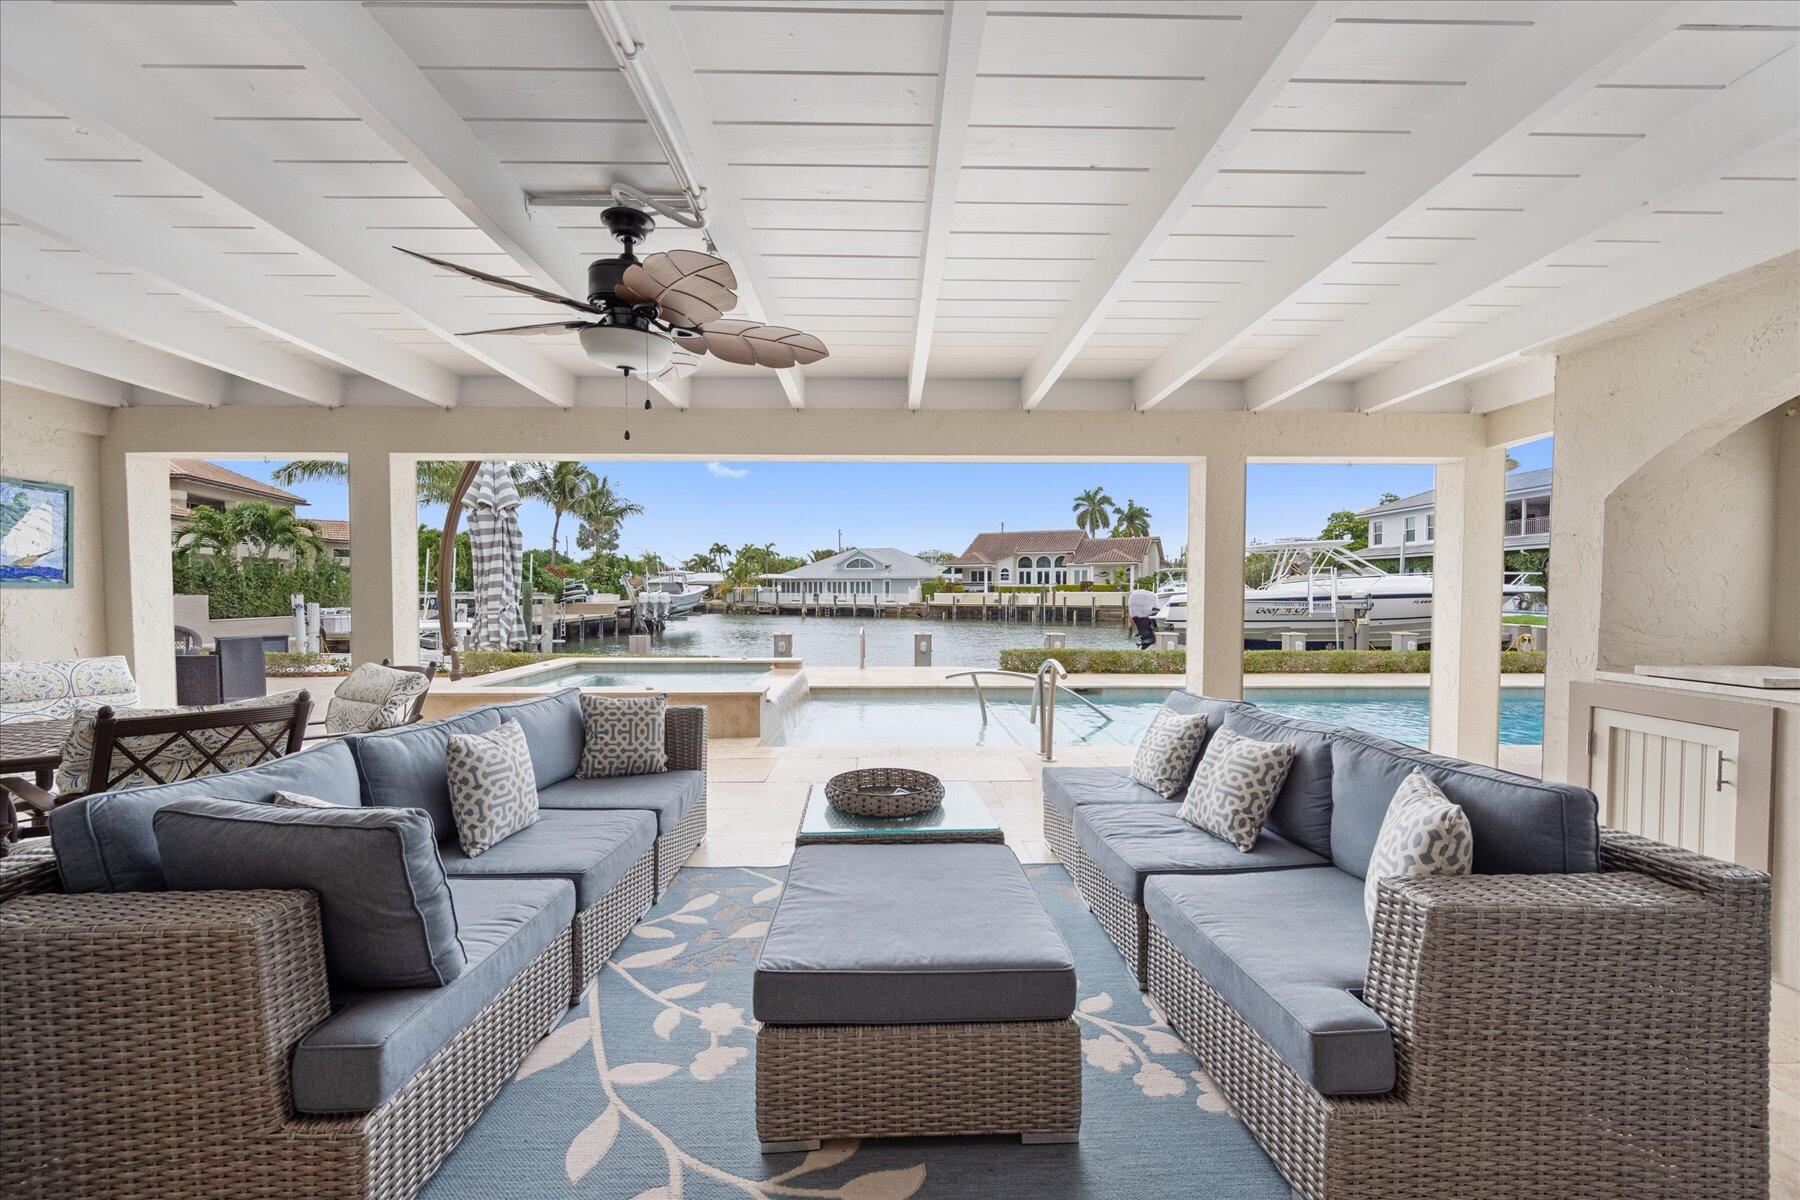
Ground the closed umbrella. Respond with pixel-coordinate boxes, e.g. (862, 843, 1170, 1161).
(465, 461, 523, 651)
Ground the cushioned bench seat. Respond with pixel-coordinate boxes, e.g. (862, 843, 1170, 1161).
(292, 876, 574, 1114)
(754, 842, 1075, 1026)
(438, 809, 655, 907)
(1074, 802, 1328, 903)
(1040, 765, 1164, 821)
(1145, 868, 1393, 1096)
(537, 770, 703, 835)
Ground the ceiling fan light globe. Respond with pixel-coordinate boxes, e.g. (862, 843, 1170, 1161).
(579, 324, 675, 376)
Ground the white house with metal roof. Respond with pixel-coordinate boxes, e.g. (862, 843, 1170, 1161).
(760, 548, 945, 602)
(1357, 468, 1552, 569)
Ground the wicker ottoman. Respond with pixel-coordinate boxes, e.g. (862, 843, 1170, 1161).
(752, 842, 1081, 1152)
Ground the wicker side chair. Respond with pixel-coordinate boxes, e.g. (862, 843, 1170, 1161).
(306, 661, 436, 742)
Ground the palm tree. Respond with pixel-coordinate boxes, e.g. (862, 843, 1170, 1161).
(171, 504, 243, 559)
(706, 541, 732, 570)
(810, 548, 837, 562)
(520, 462, 601, 556)
(271, 459, 478, 507)
(230, 501, 331, 565)
(1073, 486, 1115, 535)
(571, 475, 643, 556)
(1112, 500, 1151, 539)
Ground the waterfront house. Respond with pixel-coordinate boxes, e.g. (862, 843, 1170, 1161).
(169, 459, 352, 563)
(759, 547, 943, 602)
(1358, 467, 1551, 570)
(949, 530, 1167, 590)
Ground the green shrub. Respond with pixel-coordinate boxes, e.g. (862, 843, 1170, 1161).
(998, 647, 1184, 674)
(997, 648, 1547, 675)
(263, 651, 349, 677)
(172, 555, 350, 619)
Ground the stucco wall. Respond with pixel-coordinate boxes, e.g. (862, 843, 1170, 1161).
(0, 384, 111, 661)
(1774, 406, 1800, 668)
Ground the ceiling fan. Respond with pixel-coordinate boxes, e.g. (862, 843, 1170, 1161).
(397, 205, 828, 384)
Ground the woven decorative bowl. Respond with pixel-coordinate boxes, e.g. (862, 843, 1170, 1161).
(824, 767, 944, 818)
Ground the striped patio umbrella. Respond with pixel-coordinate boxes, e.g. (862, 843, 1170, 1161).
(465, 461, 523, 651)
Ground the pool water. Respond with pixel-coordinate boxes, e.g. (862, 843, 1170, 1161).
(484, 662, 771, 691)
(765, 686, 1546, 749)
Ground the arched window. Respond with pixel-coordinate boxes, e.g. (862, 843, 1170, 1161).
(844, 556, 876, 569)
(1017, 556, 1032, 571)
(999, 568, 1011, 582)
(1035, 555, 1051, 568)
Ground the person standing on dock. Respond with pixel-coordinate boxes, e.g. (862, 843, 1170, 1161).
(1127, 584, 1159, 649)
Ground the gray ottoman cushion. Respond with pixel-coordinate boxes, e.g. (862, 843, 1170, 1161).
(755, 843, 1075, 1025)
(292, 876, 574, 1113)
(1222, 707, 1336, 858)
(1075, 801, 1328, 902)
(439, 808, 655, 907)
(153, 797, 466, 990)
(49, 739, 363, 893)
(349, 707, 502, 839)
(536, 769, 704, 835)
(1328, 729, 1600, 879)
(1042, 765, 1164, 821)
(1145, 868, 1394, 1095)
(491, 688, 584, 788)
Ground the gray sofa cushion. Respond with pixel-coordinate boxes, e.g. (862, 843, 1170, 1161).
(755, 843, 1075, 1025)
(291, 876, 574, 1114)
(438, 808, 655, 908)
(153, 798, 467, 990)
(1222, 707, 1336, 859)
(1146, 868, 1394, 1096)
(1328, 729, 1600, 879)
(1041, 765, 1164, 822)
(49, 739, 363, 893)
(349, 707, 502, 839)
(490, 688, 584, 788)
(1075, 801, 1328, 902)
(535, 769, 704, 835)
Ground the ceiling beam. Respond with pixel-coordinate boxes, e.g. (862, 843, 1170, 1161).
(592, 1, 806, 408)
(1133, 0, 1706, 412)
(0, 296, 231, 406)
(239, 0, 687, 409)
(2, 247, 343, 406)
(1244, 44, 1800, 411)
(1, 348, 129, 407)
(907, 1, 986, 410)
(1355, 199, 1800, 413)
(1, 144, 458, 408)
(0, 0, 576, 406)
(1019, 1, 1342, 410)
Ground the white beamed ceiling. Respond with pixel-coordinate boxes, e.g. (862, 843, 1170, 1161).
(1, 0, 1795, 411)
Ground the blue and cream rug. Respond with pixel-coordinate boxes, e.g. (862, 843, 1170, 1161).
(422, 865, 1290, 1199)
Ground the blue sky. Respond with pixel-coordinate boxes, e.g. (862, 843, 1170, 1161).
(216, 435, 1551, 561)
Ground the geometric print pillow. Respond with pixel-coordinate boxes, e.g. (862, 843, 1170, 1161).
(268, 790, 338, 809)
(1129, 706, 1209, 798)
(1363, 769, 1473, 926)
(445, 719, 540, 858)
(324, 662, 430, 735)
(577, 694, 667, 779)
(1177, 726, 1295, 852)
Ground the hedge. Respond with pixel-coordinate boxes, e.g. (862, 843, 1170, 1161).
(997, 647, 1546, 675)
(172, 555, 350, 619)
(264, 652, 350, 677)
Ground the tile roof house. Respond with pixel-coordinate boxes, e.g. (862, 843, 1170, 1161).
(168, 460, 351, 561)
(949, 529, 1166, 589)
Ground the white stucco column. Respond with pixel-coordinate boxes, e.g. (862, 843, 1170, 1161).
(347, 450, 418, 667)
(1428, 449, 1507, 764)
(100, 449, 175, 705)
(1186, 454, 1245, 699)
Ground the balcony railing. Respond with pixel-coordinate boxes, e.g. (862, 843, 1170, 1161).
(1506, 516, 1551, 537)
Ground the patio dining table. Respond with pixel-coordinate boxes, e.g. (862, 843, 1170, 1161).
(0, 718, 72, 792)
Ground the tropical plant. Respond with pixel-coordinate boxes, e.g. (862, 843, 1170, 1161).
(809, 547, 837, 562)
(1112, 500, 1151, 538)
(271, 458, 485, 507)
(571, 474, 643, 556)
(1318, 508, 1370, 550)
(171, 504, 243, 559)
(519, 461, 601, 556)
(229, 500, 330, 565)
(1072, 486, 1115, 535)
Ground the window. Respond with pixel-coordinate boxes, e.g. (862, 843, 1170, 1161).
(844, 556, 876, 569)
(1370, 522, 1384, 546)
(999, 568, 1011, 582)
(1017, 556, 1032, 570)
(1425, 513, 1435, 541)
(1404, 515, 1417, 543)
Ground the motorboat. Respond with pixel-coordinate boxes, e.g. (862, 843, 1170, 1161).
(1154, 539, 1544, 648)
(637, 570, 721, 618)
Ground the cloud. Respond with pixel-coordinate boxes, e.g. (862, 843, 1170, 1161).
(706, 462, 749, 479)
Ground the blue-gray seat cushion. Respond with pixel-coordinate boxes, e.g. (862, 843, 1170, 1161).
(1146, 868, 1394, 1096)
(1042, 765, 1164, 821)
(438, 808, 654, 908)
(536, 770, 703, 835)
(755, 843, 1075, 1025)
(490, 689, 583, 788)
(1075, 802, 1329, 902)
(48, 739, 363, 893)
(291, 876, 574, 1114)
(153, 798, 467, 990)
(1328, 729, 1600, 879)
(349, 707, 502, 839)
(1222, 707, 1336, 859)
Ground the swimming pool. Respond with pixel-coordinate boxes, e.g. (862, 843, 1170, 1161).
(764, 686, 1546, 748)
(479, 660, 773, 691)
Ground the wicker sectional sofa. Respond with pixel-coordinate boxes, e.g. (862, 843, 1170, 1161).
(1045, 689, 1771, 1200)
(0, 688, 705, 1200)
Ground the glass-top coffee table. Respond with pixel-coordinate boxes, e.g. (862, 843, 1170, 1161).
(797, 780, 1004, 845)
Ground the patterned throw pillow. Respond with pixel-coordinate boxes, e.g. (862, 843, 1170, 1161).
(269, 790, 337, 809)
(1364, 770, 1474, 926)
(324, 662, 430, 735)
(578, 694, 668, 779)
(55, 696, 292, 794)
(1129, 707, 1210, 799)
(1178, 726, 1295, 852)
(445, 719, 540, 858)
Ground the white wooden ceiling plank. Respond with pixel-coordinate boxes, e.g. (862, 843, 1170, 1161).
(728, 164, 928, 203)
(943, 257, 1090, 281)
(746, 200, 926, 231)
(367, 3, 617, 71)
(73, 1, 297, 67)
(421, 67, 640, 122)
(719, 124, 932, 167)
(1247, 42, 1798, 409)
(1174, 205, 1324, 236)
(1304, 10, 1539, 80)
(1260, 79, 1461, 131)
(954, 168, 1141, 205)
(776, 278, 920, 300)
(0, 295, 226, 405)
(755, 229, 923, 257)
(698, 72, 934, 125)
(1137, 0, 1706, 410)
(139, 65, 351, 120)
(1608, 25, 1798, 87)
(461, 120, 668, 165)
(505, 162, 686, 196)
(1222, 128, 1411, 174)
(1019, 1, 1341, 409)
(671, 9, 942, 74)
(768, 256, 921, 279)
(0, 347, 126, 407)
(970, 76, 1202, 129)
(961, 126, 1174, 170)
(978, 10, 1244, 77)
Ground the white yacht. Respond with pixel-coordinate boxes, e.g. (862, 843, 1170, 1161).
(637, 570, 722, 618)
(1154, 539, 1543, 647)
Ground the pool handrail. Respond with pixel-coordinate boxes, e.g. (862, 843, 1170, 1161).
(944, 666, 1111, 760)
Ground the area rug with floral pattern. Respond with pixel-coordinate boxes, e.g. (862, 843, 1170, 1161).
(421, 864, 1291, 1200)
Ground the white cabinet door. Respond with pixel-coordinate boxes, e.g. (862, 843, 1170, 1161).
(1589, 706, 1749, 867)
